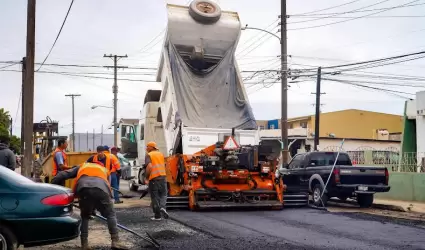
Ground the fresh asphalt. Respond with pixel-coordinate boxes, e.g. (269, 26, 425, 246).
(115, 180, 425, 250)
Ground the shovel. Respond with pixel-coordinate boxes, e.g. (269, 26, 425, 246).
(74, 205, 160, 249)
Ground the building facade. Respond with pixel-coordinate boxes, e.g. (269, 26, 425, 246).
(286, 109, 403, 140)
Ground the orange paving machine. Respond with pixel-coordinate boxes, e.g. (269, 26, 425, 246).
(164, 131, 287, 210)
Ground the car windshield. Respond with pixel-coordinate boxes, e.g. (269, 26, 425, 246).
(309, 153, 352, 166)
(0, 166, 34, 184)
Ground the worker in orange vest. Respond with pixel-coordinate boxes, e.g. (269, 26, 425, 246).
(145, 141, 169, 221)
(51, 161, 128, 250)
(51, 138, 70, 185)
(103, 145, 122, 204)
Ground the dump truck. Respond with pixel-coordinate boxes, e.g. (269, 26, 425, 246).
(130, 0, 308, 210)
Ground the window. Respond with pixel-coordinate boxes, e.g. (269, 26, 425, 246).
(309, 153, 352, 166)
(300, 122, 307, 128)
(121, 125, 127, 137)
(140, 124, 145, 141)
(270, 124, 275, 129)
(288, 154, 304, 169)
(259, 125, 265, 130)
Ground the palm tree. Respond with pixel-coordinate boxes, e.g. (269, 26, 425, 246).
(0, 108, 11, 129)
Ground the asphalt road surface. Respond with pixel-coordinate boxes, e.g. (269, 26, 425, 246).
(29, 180, 425, 250)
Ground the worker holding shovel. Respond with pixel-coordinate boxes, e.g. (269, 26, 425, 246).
(51, 161, 129, 250)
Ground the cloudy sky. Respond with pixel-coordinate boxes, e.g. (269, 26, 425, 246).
(1, 0, 425, 137)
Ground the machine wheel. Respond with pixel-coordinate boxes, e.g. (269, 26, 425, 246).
(312, 184, 328, 207)
(189, 0, 221, 24)
(0, 225, 18, 250)
(129, 180, 139, 192)
(357, 194, 374, 208)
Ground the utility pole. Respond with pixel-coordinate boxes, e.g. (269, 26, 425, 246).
(22, 0, 36, 178)
(65, 94, 81, 152)
(92, 128, 95, 150)
(104, 54, 127, 147)
(21, 57, 26, 154)
(86, 131, 89, 151)
(311, 67, 325, 151)
(101, 124, 103, 145)
(280, 0, 289, 164)
(78, 133, 80, 152)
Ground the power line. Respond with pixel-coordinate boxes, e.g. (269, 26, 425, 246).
(288, 0, 420, 31)
(288, 0, 391, 24)
(290, 2, 425, 16)
(291, 0, 361, 15)
(37, 0, 75, 71)
(0, 62, 20, 70)
(0, 62, 158, 70)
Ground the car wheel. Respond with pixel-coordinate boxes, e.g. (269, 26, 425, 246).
(312, 184, 328, 207)
(129, 180, 139, 192)
(0, 226, 18, 250)
(189, 0, 222, 24)
(357, 194, 374, 208)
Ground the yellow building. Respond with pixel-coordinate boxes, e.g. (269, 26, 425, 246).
(287, 109, 403, 140)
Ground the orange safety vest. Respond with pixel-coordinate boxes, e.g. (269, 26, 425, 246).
(148, 150, 166, 180)
(105, 152, 120, 173)
(93, 154, 111, 172)
(73, 162, 111, 193)
(52, 148, 67, 176)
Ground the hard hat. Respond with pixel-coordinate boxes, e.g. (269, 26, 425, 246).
(146, 141, 158, 149)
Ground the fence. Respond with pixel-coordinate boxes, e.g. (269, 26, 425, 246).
(321, 147, 425, 173)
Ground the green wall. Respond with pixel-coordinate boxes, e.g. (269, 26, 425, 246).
(401, 101, 417, 154)
(376, 172, 425, 202)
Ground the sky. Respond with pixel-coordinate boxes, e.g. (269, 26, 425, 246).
(1, 0, 425, 137)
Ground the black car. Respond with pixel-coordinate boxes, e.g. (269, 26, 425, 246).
(0, 166, 81, 249)
(279, 151, 390, 208)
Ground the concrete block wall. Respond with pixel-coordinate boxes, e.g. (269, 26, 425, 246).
(376, 172, 425, 202)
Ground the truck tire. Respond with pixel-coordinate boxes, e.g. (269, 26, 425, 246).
(189, 0, 221, 24)
(129, 180, 139, 192)
(312, 184, 328, 207)
(357, 194, 374, 208)
(0, 225, 18, 250)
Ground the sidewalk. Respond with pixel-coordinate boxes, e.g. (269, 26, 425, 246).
(374, 199, 425, 214)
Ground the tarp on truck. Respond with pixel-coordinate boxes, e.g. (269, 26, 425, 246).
(167, 41, 257, 130)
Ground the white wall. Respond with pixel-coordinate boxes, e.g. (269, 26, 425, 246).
(306, 138, 400, 152)
(416, 91, 425, 171)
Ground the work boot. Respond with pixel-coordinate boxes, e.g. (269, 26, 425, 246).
(111, 235, 129, 250)
(80, 237, 92, 250)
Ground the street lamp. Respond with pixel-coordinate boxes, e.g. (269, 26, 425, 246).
(241, 22, 289, 163)
(91, 105, 113, 110)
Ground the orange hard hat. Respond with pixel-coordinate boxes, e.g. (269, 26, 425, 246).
(146, 141, 158, 149)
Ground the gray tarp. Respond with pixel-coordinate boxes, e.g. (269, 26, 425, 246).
(167, 42, 257, 130)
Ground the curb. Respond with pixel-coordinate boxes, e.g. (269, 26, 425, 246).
(329, 198, 406, 212)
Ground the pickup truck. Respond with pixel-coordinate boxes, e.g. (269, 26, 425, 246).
(279, 151, 390, 208)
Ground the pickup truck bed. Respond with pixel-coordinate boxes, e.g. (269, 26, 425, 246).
(280, 151, 390, 208)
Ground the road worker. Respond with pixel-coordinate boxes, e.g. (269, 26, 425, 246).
(145, 141, 169, 221)
(51, 161, 128, 250)
(51, 138, 70, 186)
(103, 146, 123, 204)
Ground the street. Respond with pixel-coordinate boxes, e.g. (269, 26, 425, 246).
(28, 180, 425, 250)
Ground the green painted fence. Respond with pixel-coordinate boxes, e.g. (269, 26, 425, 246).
(375, 172, 425, 202)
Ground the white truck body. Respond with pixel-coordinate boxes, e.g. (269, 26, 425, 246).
(128, 2, 260, 190)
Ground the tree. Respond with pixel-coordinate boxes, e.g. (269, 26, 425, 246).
(0, 108, 21, 154)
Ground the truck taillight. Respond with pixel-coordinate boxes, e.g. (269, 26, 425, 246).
(385, 168, 389, 185)
(333, 168, 340, 184)
(41, 193, 74, 206)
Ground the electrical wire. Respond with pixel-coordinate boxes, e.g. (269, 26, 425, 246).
(290, 2, 425, 16)
(37, 0, 75, 71)
(291, 0, 362, 15)
(0, 62, 20, 70)
(288, 0, 391, 24)
(288, 0, 420, 31)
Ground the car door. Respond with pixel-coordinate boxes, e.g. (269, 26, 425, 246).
(283, 154, 305, 192)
